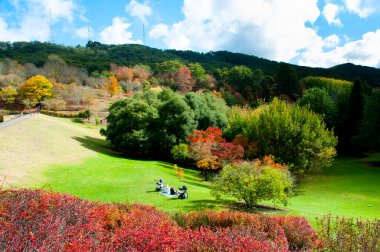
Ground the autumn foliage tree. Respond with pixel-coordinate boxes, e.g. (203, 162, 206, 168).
(176, 66, 195, 93)
(19, 75, 53, 106)
(188, 127, 243, 180)
(104, 76, 120, 97)
(211, 142, 244, 165)
(0, 85, 18, 104)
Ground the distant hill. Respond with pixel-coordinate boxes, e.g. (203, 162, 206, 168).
(0, 41, 379, 86)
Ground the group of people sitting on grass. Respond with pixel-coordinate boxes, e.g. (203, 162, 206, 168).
(155, 179, 188, 199)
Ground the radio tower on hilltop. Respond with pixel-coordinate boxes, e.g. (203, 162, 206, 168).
(87, 23, 91, 41)
(142, 24, 146, 45)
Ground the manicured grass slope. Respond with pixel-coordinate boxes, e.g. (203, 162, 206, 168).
(46, 143, 233, 212)
(1, 115, 379, 219)
(285, 155, 380, 220)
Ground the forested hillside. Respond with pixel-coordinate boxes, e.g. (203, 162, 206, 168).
(0, 41, 379, 86)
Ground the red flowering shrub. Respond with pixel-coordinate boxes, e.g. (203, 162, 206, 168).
(0, 189, 321, 251)
(172, 210, 322, 251)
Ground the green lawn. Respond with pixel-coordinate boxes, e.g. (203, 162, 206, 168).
(45, 136, 233, 212)
(1, 114, 379, 221)
(285, 155, 380, 221)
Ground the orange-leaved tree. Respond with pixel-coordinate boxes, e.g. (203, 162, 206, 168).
(188, 127, 225, 181)
(19, 75, 53, 106)
(104, 76, 120, 97)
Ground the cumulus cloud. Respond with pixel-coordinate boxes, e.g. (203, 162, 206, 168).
(323, 34, 340, 48)
(149, 0, 321, 62)
(299, 29, 380, 67)
(100, 17, 142, 44)
(125, 0, 152, 24)
(0, 0, 79, 42)
(323, 3, 342, 26)
(343, 0, 378, 18)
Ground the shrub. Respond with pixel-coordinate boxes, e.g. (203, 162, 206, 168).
(172, 210, 321, 251)
(173, 164, 185, 180)
(79, 109, 91, 119)
(211, 157, 293, 207)
(41, 110, 79, 118)
(317, 215, 380, 252)
(171, 143, 190, 162)
(0, 189, 321, 251)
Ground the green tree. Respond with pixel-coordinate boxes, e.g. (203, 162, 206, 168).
(274, 63, 300, 100)
(211, 160, 293, 208)
(188, 63, 206, 88)
(298, 88, 336, 127)
(227, 65, 253, 93)
(355, 92, 380, 151)
(171, 143, 190, 162)
(227, 98, 337, 173)
(184, 92, 228, 130)
(336, 80, 364, 154)
(101, 97, 158, 154)
(156, 95, 196, 152)
(156, 60, 183, 74)
(213, 67, 229, 88)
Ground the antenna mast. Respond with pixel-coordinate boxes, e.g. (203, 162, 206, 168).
(143, 24, 146, 45)
(50, 8, 54, 43)
(87, 23, 90, 41)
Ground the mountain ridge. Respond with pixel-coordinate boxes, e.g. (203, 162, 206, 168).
(0, 41, 379, 86)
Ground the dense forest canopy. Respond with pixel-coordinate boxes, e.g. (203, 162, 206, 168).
(0, 41, 379, 87)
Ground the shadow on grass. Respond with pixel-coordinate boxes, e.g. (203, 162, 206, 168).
(184, 180, 212, 189)
(71, 118, 84, 124)
(179, 199, 235, 211)
(146, 190, 157, 193)
(72, 136, 165, 163)
(72, 136, 117, 157)
(228, 202, 288, 214)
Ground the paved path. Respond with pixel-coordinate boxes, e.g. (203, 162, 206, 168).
(0, 114, 35, 130)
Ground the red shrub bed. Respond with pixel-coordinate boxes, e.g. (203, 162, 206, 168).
(0, 189, 321, 251)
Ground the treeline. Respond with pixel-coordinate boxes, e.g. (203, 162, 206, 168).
(0, 41, 380, 86)
(1, 48, 379, 154)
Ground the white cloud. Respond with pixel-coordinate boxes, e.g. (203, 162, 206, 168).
(149, 0, 321, 62)
(0, 0, 79, 42)
(30, 0, 76, 22)
(324, 34, 340, 48)
(99, 17, 142, 44)
(299, 29, 380, 68)
(343, 0, 377, 18)
(125, 0, 152, 24)
(323, 3, 342, 26)
(75, 26, 93, 39)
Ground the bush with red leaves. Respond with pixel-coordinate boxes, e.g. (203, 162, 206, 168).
(0, 189, 321, 251)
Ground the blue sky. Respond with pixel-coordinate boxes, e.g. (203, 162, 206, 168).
(0, 0, 379, 68)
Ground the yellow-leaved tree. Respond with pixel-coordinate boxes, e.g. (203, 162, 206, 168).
(0, 86, 18, 104)
(104, 76, 120, 97)
(19, 75, 53, 106)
